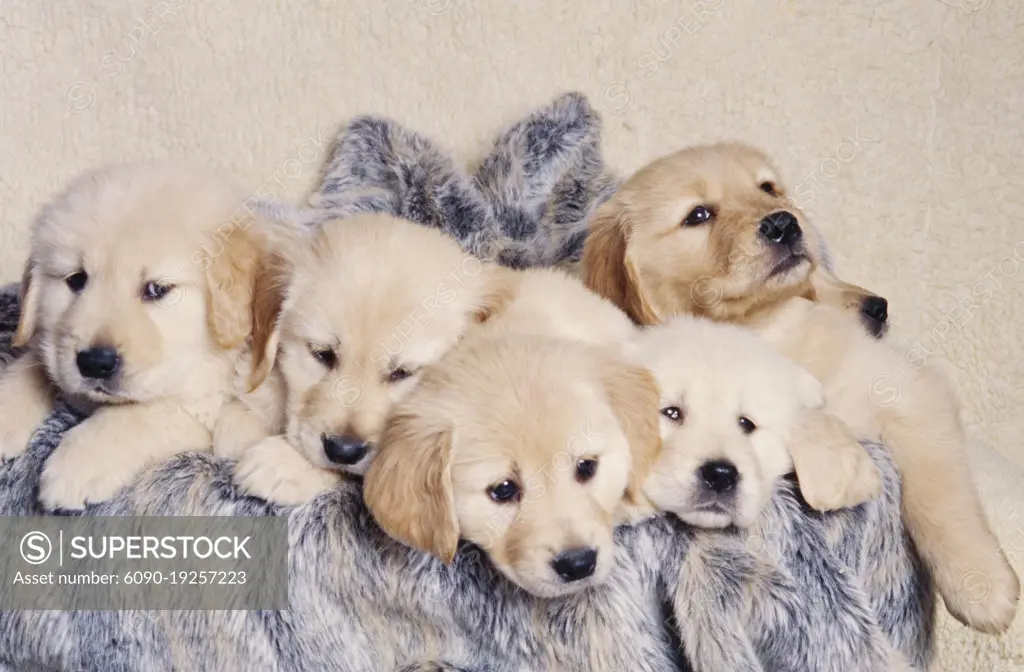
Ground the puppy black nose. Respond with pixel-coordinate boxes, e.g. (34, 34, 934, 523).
(757, 211, 802, 245)
(860, 296, 889, 338)
(76, 347, 120, 380)
(322, 434, 369, 465)
(551, 547, 598, 582)
(699, 460, 739, 493)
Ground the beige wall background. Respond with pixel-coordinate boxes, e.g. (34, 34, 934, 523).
(1, 0, 1022, 667)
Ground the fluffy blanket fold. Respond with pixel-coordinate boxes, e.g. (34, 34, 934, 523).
(0, 93, 933, 672)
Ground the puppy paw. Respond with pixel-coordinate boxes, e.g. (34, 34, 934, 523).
(0, 420, 37, 462)
(39, 422, 137, 509)
(937, 547, 1020, 634)
(235, 436, 342, 506)
(798, 442, 882, 512)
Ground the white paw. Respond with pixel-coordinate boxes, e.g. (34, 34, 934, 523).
(940, 550, 1021, 634)
(39, 422, 138, 509)
(800, 437, 882, 513)
(235, 436, 342, 506)
(0, 419, 37, 462)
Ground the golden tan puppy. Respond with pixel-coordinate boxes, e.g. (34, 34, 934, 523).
(364, 334, 661, 597)
(221, 214, 636, 506)
(626, 317, 880, 528)
(748, 297, 1020, 634)
(0, 162, 265, 509)
(582, 143, 1020, 633)
(582, 142, 889, 337)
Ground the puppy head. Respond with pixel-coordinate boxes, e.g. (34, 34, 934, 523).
(15, 162, 264, 403)
(247, 214, 506, 476)
(582, 143, 888, 336)
(364, 335, 661, 597)
(627, 317, 861, 528)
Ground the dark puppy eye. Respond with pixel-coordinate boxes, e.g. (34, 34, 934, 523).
(575, 458, 598, 483)
(65, 270, 88, 293)
(738, 416, 757, 434)
(660, 406, 684, 423)
(309, 346, 337, 369)
(387, 366, 414, 383)
(759, 182, 778, 196)
(682, 206, 714, 227)
(488, 479, 521, 504)
(142, 281, 174, 302)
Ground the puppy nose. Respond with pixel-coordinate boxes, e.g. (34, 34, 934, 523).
(322, 434, 369, 465)
(757, 211, 802, 245)
(76, 347, 120, 380)
(551, 547, 598, 582)
(860, 296, 889, 338)
(699, 460, 739, 493)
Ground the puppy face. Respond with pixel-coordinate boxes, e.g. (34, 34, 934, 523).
(582, 143, 888, 337)
(14, 163, 263, 404)
(627, 317, 837, 528)
(249, 214, 504, 476)
(364, 335, 661, 597)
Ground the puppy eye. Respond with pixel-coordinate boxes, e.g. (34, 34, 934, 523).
(309, 345, 337, 369)
(487, 479, 521, 504)
(65, 270, 88, 293)
(682, 206, 714, 227)
(759, 182, 778, 196)
(141, 281, 174, 302)
(575, 458, 598, 483)
(660, 406, 684, 423)
(738, 416, 757, 434)
(386, 366, 415, 383)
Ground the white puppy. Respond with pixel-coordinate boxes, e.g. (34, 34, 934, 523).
(0, 163, 265, 509)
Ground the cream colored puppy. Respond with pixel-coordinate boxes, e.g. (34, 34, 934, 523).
(0, 162, 265, 509)
(364, 333, 661, 597)
(626, 317, 880, 529)
(582, 142, 1020, 633)
(221, 214, 636, 505)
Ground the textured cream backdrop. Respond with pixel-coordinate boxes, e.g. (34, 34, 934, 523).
(0, 0, 1021, 668)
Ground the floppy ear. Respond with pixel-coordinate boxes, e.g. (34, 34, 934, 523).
(582, 200, 659, 325)
(205, 226, 265, 350)
(598, 356, 663, 504)
(247, 255, 288, 391)
(788, 408, 882, 512)
(364, 410, 459, 563)
(472, 265, 518, 324)
(12, 259, 40, 348)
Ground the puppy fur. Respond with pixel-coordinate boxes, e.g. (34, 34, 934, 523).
(0, 162, 265, 509)
(582, 142, 888, 337)
(582, 142, 1020, 633)
(363, 333, 661, 597)
(223, 213, 636, 506)
(627, 317, 881, 529)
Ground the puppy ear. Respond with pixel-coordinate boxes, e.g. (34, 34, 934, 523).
(364, 410, 459, 563)
(788, 409, 882, 512)
(12, 259, 40, 348)
(598, 355, 662, 503)
(582, 201, 658, 325)
(472, 265, 518, 324)
(247, 255, 288, 392)
(205, 225, 265, 350)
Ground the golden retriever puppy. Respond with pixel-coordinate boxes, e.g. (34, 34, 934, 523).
(223, 214, 636, 506)
(364, 333, 661, 597)
(0, 162, 265, 509)
(582, 142, 889, 338)
(625, 317, 881, 528)
(581, 143, 1020, 633)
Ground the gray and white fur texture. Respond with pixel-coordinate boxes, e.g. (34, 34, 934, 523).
(0, 93, 933, 671)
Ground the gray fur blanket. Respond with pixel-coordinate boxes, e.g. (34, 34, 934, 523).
(0, 93, 933, 671)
